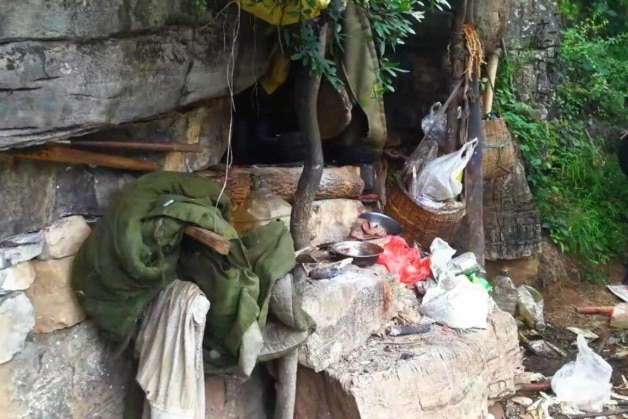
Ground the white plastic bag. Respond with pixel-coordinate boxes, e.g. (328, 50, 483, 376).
(416, 139, 478, 202)
(421, 102, 447, 144)
(421, 272, 490, 329)
(551, 334, 612, 412)
(429, 237, 457, 282)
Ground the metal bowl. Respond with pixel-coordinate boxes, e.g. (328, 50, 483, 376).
(357, 212, 403, 236)
(330, 241, 384, 268)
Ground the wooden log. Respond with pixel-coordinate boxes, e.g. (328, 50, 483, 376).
(183, 225, 230, 255)
(198, 166, 364, 207)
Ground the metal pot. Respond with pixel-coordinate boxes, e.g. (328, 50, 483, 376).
(330, 241, 384, 268)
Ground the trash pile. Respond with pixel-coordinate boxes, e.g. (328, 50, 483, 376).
(297, 207, 628, 418)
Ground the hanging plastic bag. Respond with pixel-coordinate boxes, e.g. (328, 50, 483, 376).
(551, 334, 613, 412)
(421, 272, 490, 329)
(416, 139, 478, 202)
(376, 236, 431, 285)
(421, 102, 447, 145)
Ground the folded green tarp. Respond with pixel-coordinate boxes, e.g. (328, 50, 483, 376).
(71, 171, 315, 375)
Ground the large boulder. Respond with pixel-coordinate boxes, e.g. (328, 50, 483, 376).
(0, 321, 131, 418)
(0, 0, 269, 149)
(295, 310, 523, 419)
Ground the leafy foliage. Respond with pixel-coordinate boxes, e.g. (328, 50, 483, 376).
(495, 13, 628, 269)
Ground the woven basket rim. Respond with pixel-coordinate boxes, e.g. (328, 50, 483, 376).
(393, 173, 465, 216)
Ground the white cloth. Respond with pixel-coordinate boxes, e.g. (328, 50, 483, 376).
(135, 279, 210, 419)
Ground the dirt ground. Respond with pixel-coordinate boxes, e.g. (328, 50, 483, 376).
(498, 256, 628, 418)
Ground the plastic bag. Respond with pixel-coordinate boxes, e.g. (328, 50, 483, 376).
(421, 102, 447, 145)
(517, 285, 546, 330)
(429, 237, 457, 282)
(551, 334, 613, 412)
(421, 272, 491, 329)
(376, 236, 431, 285)
(416, 139, 478, 202)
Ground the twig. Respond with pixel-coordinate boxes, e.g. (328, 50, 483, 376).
(568, 408, 628, 418)
(517, 380, 552, 392)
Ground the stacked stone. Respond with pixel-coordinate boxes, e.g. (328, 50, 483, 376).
(0, 216, 129, 418)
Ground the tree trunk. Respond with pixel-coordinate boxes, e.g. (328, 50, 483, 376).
(290, 23, 329, 251)
(444, 0, 467, 154)
(458, 0, 485, 264)
(274, 21, 330, 419)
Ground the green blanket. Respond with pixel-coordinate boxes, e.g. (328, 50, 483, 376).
(71, 171, 315, 375)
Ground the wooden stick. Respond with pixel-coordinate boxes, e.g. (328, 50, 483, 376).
(517, 380, 551, 392)
(10, 145, 158, 172)
(483, 49, 502, 114)
(57, 140, 203, 153)
(568, 408, 628, 418)
(183, 225, 230, 255)
(575, 306, 614, 316)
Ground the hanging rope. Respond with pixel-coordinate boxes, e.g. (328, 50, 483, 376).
(463, 24, 484, 81)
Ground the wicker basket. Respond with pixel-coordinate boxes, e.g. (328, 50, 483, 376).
(482, 117, 516, 179)
(385, 176, 466, 249)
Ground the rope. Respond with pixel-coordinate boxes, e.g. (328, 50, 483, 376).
(463, 24, 484, 80)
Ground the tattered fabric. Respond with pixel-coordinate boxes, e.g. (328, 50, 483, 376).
(71, 171, 315, 376)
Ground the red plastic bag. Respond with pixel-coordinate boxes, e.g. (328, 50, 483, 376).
(376, 236, 431, 285)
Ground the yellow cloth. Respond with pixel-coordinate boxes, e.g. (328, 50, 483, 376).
(237, 0, 330, 26)
(260, 50, 291, 94)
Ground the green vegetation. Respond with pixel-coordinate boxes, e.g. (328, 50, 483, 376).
(495, 3, 628, 270)
(283, 0, 450, 92)
(195, 0, 450, 93)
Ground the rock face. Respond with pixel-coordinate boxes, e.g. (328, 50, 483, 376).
(294, 310, 523, 419)
(39, 216, 91, 260)
(0, 262, 35, 294)
(0, 0, 269, 149)
(0, 97, 231, 239)
(298, 265, 397, 372)
(0, 321, 131, 418)
(26, 256, 86, 333)
(506, 0, 561, 108)
(0, 292, 35, 364)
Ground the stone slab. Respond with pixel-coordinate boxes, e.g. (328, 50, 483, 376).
(0, 231, 43, 269)
(39, 216, 92, 260)
(0, 292, 35, 364)
(297, 265, 397, 372)
(0, 321, 131, 418)
(294, 310, 523, 419)
(0, 261, 35, 295)
(27, 256, 86, 333)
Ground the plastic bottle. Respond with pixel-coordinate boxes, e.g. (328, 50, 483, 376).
(491, 269, 518, 316)
(517, 284, 546, 330)
(231, 175, 292, 235)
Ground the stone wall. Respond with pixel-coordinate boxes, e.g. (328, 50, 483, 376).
(0, 216, 132, 417)
(0, 97, 231, 238)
